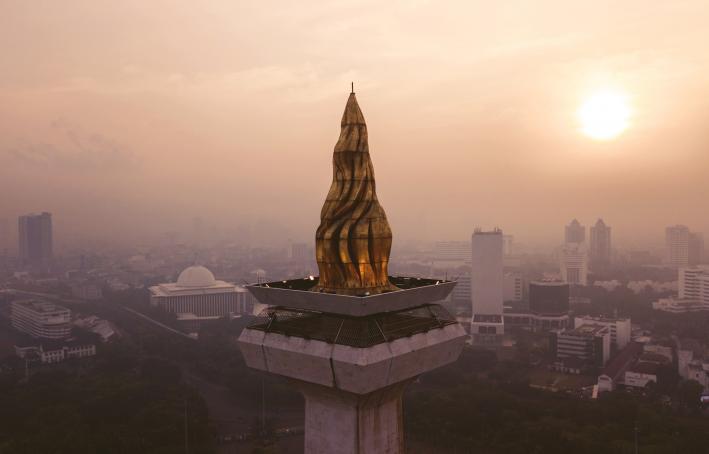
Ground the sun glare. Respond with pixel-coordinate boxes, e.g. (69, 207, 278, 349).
(578, 89, 631, 140)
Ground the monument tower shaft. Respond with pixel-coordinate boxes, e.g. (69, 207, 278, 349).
(239, 91, 466, 454)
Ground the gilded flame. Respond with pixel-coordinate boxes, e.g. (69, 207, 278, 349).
(314, 93, 397, 295)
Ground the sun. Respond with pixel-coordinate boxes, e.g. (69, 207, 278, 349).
(578, 89, 631, 140)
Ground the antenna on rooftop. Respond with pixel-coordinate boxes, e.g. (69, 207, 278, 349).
(351, 82, 354, 94)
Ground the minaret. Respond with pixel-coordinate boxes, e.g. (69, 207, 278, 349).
(239, 91, 466, 454)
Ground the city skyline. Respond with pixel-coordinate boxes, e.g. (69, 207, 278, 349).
(2, 1, 709, 248)
(2, 3, 709, 453)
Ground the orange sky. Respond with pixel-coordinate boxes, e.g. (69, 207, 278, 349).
(1, 1, 708, 249)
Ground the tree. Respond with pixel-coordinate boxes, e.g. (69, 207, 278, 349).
(678, 379, 704, 413)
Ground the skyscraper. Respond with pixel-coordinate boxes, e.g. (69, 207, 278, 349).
(589, 218, 612, 269)
(0, 218, 9, 255)
(689, 232, 704, 266)
(470, 228, 504, 343)
(565, 219, 585, 244)
(665, 225, 690, 268)
(18, 212, 53, 262)
(560, 242, 588, 285)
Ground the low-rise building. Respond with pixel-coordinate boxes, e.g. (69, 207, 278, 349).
(678, 346, 709, 390)
(624, 362, 659, 388)
(597, 342, 644, 392)
(11, 300, 71, 340)
(149, 265, 254, 320)
(653, 267, 709, 313)
(15, 339, 96, 364)
(574, 315, 631, 351)
(653, 297, 709, 313)
(550, 324, 611, 372)
(73, 315, 116, 342)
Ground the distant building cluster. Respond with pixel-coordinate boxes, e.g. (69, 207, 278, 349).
(653, 266, 709, 313)
(597, 342, 673, 392)
(10, 299, 98, 364)
(558, 218, 613, 286)
(665, 225, 704, 268)
(549, 316, 631, 375)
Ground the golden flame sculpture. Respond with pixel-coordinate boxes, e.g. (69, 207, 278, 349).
(314, 91, 398, 295)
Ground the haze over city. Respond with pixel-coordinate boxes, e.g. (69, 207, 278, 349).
(2, 1, 708, 250)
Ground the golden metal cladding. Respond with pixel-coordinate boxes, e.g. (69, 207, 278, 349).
(314, 92, 398, 295)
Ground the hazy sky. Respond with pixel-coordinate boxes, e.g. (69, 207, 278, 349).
(1, 1, 708, 249)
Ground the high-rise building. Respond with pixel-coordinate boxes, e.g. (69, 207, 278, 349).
(529, 281, 569, 315)
(589, 218, 611, 269)
(565, 219, 585, 244)
(560, 242, 588, 285)
(18, 212, 53, 262)
(527, 280, 570, 331)
(11, 300, 71, 340)
(470, 228, 504, 342)
(666, 225, 690, 268)
(689, 232, 704, 266)
(0, 217, 9, 255)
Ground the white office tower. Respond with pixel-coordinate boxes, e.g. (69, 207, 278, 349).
(666, 225, 690, 268)
(470, 229, 504, 344)
(560, 242, 588, 286)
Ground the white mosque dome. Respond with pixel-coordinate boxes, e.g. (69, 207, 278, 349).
(177, 265, 217, 288)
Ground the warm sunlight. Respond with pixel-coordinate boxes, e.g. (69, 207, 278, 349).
(578, 89, 632, 140)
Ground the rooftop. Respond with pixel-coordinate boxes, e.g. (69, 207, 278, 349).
(629, 362, 660, 375)
(530, 280, 568, 287)
(639, 352, 671, 364)
(563, 323, 609, 338)
(600, 342, 643, 379)
(576, 315, 630, 323)
(12, 300, 69, 314)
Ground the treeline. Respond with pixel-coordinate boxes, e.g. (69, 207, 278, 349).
(405, 349, 709, 454)
(0, 344, 215, 454)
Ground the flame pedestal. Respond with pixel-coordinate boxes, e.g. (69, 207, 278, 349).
(238, 279, 466, 454)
